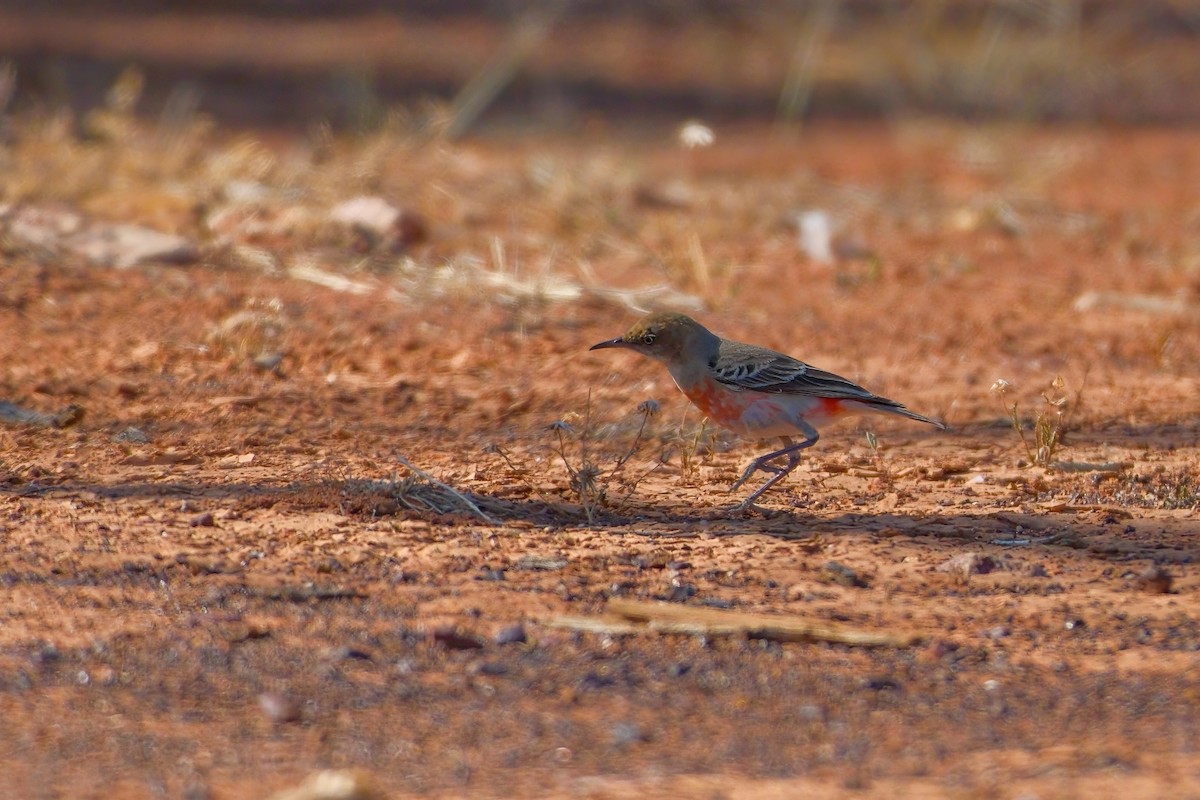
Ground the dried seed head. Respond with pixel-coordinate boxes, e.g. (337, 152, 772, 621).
(678, 120, 715, 149)
(572, 463, 602, 498)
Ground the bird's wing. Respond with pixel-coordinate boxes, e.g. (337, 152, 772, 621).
(710, 341, 885, 402)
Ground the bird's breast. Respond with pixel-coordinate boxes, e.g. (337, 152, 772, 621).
(676, 377, 750, 426)
(672, 375, 845, 438)
(671, 376, 776, 436)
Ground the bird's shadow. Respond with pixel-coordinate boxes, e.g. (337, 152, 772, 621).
(6, 472, 1193, 562)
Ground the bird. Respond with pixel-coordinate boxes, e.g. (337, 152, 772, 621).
(589, 311, 944, 509)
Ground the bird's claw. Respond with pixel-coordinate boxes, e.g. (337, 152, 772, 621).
(730, 460, 786, 492)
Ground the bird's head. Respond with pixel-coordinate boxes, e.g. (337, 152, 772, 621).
(589, 312, 715, 364)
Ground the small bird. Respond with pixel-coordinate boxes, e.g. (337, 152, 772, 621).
(590, 311, 944, 509)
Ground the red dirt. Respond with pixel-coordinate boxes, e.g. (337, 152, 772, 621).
(2, 122, 1200, 798)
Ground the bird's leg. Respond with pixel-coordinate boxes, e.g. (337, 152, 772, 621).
(730, 422, 819, 508)
(731, 437, 794, 489)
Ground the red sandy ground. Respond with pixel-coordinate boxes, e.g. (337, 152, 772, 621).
(1, 123, 1199, 798)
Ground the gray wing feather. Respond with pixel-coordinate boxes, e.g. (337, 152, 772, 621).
(710, 340, 943, 427)
(712, 341, 890, 403)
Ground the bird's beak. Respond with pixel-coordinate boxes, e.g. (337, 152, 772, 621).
(589, 337, 629, 351)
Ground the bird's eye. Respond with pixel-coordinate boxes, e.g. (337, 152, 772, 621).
(640, 333, 657, 345)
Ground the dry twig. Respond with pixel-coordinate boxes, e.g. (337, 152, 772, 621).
(549, 598, 925, 648)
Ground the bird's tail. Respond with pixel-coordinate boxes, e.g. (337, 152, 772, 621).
(862, 399, 946, 430)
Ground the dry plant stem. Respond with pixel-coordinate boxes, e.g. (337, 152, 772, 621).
(865, 429, 893, 488)
(678, 415, 710, 484)
(1005, 399, 1035, 462)
(394, 453, 497, 524)
(996, 374, 1082, 467)
(614, 462, 661, 505)
(484, 443, 554, 503)
(552, 393, 602, 521)
(486, 444, 525, 474)
(604, 413, 660, 510)
(606, 599, 924, 648)
(610, 402, 652, 476)
(553, 392, 657, 517)
(552, 427, 580, 485)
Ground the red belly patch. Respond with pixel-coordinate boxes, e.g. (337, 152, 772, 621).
(681, 379, 752, 425)
(679, 377, 850, 436)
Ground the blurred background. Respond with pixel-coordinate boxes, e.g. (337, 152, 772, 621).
(3, 0, 1200, 134)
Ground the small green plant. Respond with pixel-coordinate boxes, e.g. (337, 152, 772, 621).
(992, 375, 1082, 466)
(548, 393, 659, 520)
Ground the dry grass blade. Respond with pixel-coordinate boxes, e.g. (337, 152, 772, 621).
(777, 0, 837, 123)
(444, 1, 566, 139)
(394, 454, 498, 524)
(606, 598, 925, 648)
(288, 262, 379, 295)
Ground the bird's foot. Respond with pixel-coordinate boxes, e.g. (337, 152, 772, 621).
(729, 462, 784, 492)
(731, 452, 806, 492)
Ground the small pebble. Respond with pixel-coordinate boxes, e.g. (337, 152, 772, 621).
(516, 555, 568, 571)
(114, 426, 150, 444)
(253, 352, 284, 373)
(937, 552, 998, 577)
(1135, 566, 1173, 595)
(432, 627, 486, 650)
(611, 721, 648, 747)
(470, 661, 508, 676)
(798, 704, 824, 721)
(494, 624, 527, 646)
(822, 561, 868, 588)
(258, 691, 303, 724)
(326, 646, 373, 662)
(34, 643, 61, 665)
(666, 583, 697, 602)
(668, 662, 692, 678)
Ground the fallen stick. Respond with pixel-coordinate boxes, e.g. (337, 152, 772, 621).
(599, 598, 924, 648)
(546, 616, 644, 636)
